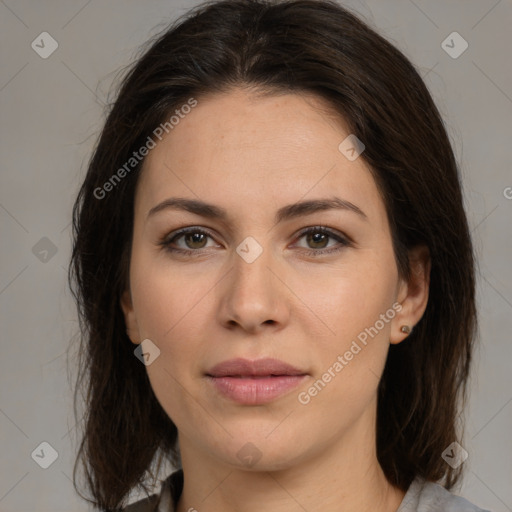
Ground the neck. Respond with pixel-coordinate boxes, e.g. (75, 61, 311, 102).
(175, 409, 406, 512)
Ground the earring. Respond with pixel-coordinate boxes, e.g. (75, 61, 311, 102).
(400, 325, 411, 334)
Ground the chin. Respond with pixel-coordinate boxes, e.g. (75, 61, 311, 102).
(212, 432, 311, 472)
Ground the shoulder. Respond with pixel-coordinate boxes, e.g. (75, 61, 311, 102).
(122, 470, 183, 512)
(123, 493, 160, 512)
(398, 477, 492, 512)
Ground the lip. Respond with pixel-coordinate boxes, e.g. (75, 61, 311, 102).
(205, 358, 308, 405)
(207, 357, 306, 378)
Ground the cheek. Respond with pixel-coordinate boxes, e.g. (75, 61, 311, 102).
(130, 248, 213, 341)
(297, 248, 397, 402)
(129, 260, 209, 426)
(299, 250, 397, 340)
(129, 254, 214, 405)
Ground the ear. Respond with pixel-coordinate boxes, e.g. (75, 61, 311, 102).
(390, 244, 431, 345)
(120, 288, 141, 345)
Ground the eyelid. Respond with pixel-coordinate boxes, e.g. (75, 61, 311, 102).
(294, 225, 352, 245)
(161, 226, 221, 249)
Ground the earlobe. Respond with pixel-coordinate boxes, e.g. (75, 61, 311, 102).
(390, 245, 431, 345)
(120, 289, 141, 345)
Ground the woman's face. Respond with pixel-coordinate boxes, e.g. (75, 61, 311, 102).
(122, 88, 428, 471)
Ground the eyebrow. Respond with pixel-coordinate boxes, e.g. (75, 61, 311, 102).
(147, 196, 368, 223)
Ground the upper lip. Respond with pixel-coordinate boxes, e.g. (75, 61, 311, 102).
(206, 358, 307, 377)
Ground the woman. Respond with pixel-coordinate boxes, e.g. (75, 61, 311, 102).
(69, 1, 491, 511)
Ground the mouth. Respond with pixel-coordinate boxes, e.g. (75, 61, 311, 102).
(206, 357, 306, 378)
(205, 358, 308, 405)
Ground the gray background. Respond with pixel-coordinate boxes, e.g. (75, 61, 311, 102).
(1, 0, 511, 511)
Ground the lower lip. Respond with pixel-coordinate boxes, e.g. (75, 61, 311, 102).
(207, 375, 307, 405)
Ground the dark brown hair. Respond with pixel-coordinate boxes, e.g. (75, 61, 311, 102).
(69, 0, 477, 509)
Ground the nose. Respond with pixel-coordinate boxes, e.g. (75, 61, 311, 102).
(217, 243, 290, 334)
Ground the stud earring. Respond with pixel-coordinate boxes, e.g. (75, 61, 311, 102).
(400, 325, 411, 334)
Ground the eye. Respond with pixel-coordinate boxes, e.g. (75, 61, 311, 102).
(159, 227, 220, 255)
(159, 225, 352, 257)
(293, 226, 351, 256)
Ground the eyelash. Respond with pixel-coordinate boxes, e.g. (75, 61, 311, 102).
(159, 225, 352, 258)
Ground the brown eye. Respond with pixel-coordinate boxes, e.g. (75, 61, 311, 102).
(160, 227, 218, 254)
(183, 232, 208, 249)
(294, 226, 351, 257)
(305, 231, 330, 249)
(160, 225, 350, 258)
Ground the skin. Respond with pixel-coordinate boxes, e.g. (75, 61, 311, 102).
(121, 87, 430, 512)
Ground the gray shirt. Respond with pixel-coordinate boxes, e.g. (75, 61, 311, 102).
(124, 470, 491, 511)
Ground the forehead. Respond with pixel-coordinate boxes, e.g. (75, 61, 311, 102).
(136, 89, 385, 225)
